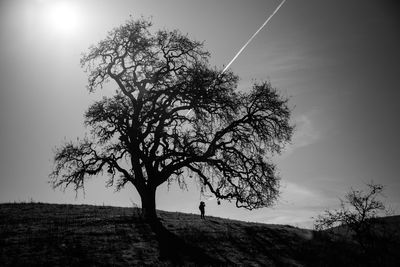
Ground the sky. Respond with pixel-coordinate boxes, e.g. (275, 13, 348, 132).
(1, 0, 399, 229)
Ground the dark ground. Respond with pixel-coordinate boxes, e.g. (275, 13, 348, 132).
(0, 203, 399, 266)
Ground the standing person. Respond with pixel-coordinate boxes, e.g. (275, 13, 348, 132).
(199, 201, 205, 219)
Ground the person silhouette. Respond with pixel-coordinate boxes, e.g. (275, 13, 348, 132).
(199, 201, 205, 219)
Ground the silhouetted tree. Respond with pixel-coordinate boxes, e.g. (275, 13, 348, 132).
(50, 17, 293, 221)
(314, 182, 391, 251)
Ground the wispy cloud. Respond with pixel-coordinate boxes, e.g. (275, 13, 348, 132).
(279, 181, 321, 205)
(280, 110, 321, 157)
(293, 113, 320, 147)
(257, 181, 337, 228)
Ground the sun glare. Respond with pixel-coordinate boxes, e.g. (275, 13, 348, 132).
(43, 1, 81, 37)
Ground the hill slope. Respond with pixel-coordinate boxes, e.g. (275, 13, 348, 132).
(0, 203, 312, 266)
(0, 203, 399, 266)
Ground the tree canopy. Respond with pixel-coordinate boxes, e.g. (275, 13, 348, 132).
(50, 17, 293, 219)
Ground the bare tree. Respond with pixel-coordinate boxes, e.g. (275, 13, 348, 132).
(50, 17, 293, 221)
(314, 182, 391, 250)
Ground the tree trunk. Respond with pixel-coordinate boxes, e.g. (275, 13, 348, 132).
(140, 187, 157, 222)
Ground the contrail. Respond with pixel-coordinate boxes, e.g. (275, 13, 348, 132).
(221, 0, 287, 74)
(186, 0, 287, 116)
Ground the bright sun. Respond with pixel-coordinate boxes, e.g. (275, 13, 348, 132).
(43, 1, 81, 37)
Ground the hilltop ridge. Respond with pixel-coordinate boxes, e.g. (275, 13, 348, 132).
(0, 203, 399, 266)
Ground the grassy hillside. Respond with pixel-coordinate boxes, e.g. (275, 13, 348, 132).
(0, 203, 399, 266)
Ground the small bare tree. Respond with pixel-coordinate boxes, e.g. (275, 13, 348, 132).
(315, 182, 391, 250)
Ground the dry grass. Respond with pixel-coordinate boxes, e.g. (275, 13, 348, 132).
(0, 203, 399, 266)
(0, 203, 159, 266)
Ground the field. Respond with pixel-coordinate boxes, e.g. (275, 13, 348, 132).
(0, 203, 399, 266)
